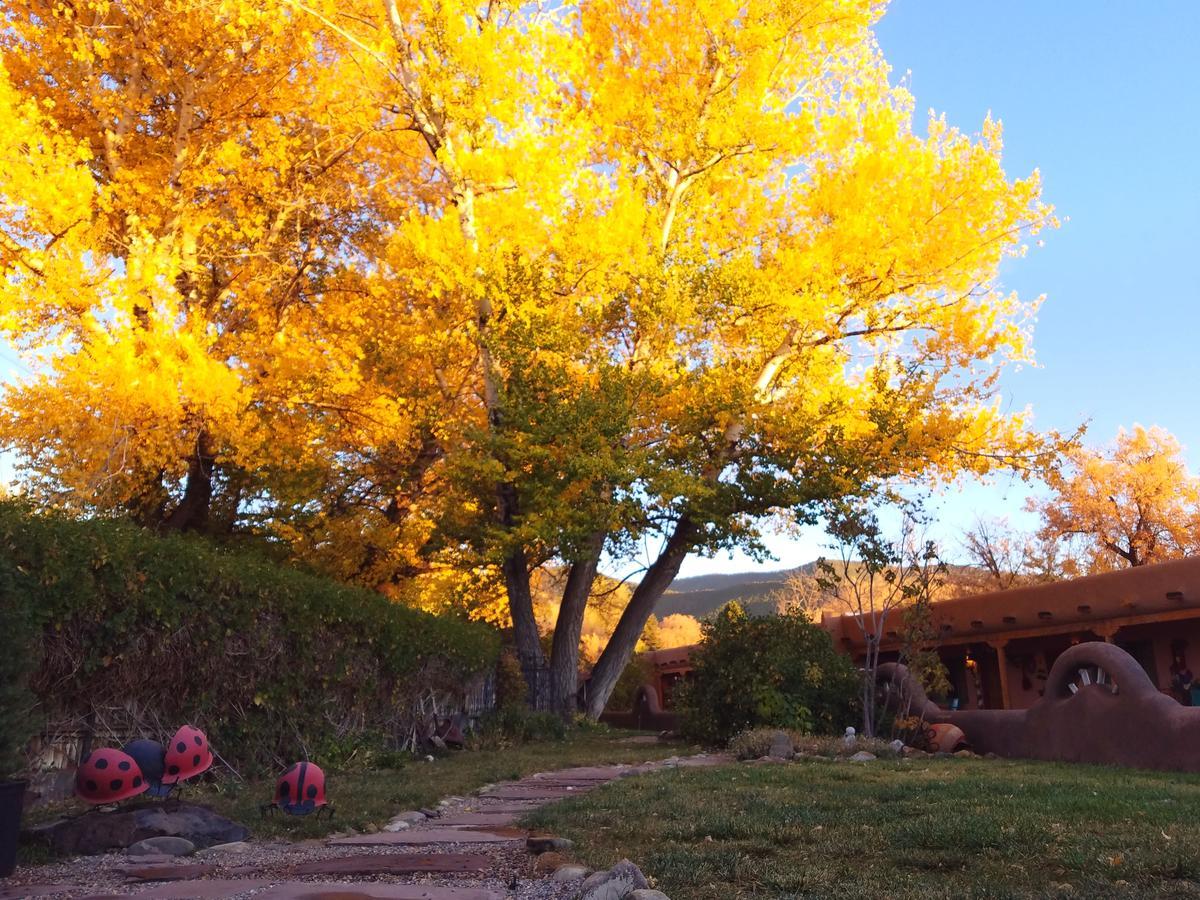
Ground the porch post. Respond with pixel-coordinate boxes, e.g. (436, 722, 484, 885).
(989, 639, 1012, 710)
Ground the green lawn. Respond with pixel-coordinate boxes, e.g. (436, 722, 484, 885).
(521, 756, 1200, 899)
(24, 729, 694, 852)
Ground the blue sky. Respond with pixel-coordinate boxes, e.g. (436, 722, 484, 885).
(676, 0, 1200, 577)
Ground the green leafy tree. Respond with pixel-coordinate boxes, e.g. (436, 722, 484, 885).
(898, 593, 951, 703)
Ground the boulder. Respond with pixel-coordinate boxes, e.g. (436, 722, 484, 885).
(32, 801, 248, 856)
(889, 739, 905, 754)
(383, 810, 427, 832)
(551, 863, 591, 881)
(629, 891, 672, 900)
(127, 836, 195, 857)
(848, 751, 877, 762)
(578, 859, 650, 900)
(767, 731, 793, 760)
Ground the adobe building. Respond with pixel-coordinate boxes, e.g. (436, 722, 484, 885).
(600, 643, 698, 730)
(623, 555, 1200, 719)
(820, 555, 1200, 710)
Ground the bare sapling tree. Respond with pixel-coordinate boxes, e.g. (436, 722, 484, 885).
(817, 504, 945, 737)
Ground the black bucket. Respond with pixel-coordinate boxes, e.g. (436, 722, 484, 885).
(0, 779, 26, 877)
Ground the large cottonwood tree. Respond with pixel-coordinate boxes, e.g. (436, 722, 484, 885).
(1, 0, 1060, 716)
(1034, 426, 1200, 572)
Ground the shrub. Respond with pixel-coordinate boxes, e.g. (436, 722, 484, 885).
(727, 728, 901, 760)
(519, 711, 569, 743)
(493, 650, 529, 712)
(468, 707, 568, 750)
(677, 602, 859, 745)
(0, 501, 500, 772)
(727, 727, 806, 760)
(791, 733, 900, 759)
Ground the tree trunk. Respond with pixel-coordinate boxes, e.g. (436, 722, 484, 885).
(548, 533, 605, 719)
(497, 480, 548, 707)
(583, 517, 697, 719)
(163, 432, 215, 532)
(862, 640, 876, 738)
(501, 540, 549, 708)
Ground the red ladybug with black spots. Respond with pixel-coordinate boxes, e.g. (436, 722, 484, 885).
(161, 724, 213, 784)
(271, 761, 329, 816)
(75, 748, 149, 804)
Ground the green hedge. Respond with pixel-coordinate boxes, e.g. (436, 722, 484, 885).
(0, 563, 36, 778)
(0, 502, 499, 772)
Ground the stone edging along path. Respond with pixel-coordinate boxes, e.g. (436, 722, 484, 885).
(2, 752, 729, 900)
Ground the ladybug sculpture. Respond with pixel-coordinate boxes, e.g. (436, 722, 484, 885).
(75, 748, 149, 804)
(162, 724, 213, 784)
(265, 762, 331, 818)
(122, 738, 174, 798)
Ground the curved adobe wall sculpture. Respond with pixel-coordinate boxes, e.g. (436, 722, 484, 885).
(880, 642, 1200, 772)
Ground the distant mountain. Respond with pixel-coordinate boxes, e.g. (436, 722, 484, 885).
(656, 563, 818, 618)
(656, 561, 991, 621)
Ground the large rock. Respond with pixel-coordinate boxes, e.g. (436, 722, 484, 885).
(384, 810, 428, 832)
(767, 731, 793, 760)
(629, 891, 671, 900)
(31, 801, 248, 856)
(551, 863, 591, 881)
(578, 859, 650, 900)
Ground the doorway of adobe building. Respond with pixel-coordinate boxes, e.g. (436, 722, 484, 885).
(1114, 638, 1158, 688)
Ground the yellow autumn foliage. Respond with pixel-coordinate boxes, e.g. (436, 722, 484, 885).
(0, 0, 1062, 710)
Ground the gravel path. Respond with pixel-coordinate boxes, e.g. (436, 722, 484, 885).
(3, 752, 728, 900)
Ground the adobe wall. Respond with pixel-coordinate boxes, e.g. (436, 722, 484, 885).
(883, 642, 1200, 773)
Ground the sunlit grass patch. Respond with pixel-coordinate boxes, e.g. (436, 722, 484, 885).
(522, 757, 1200, 899)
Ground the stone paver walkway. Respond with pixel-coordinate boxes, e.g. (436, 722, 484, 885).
(4, 752, 727, 900)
